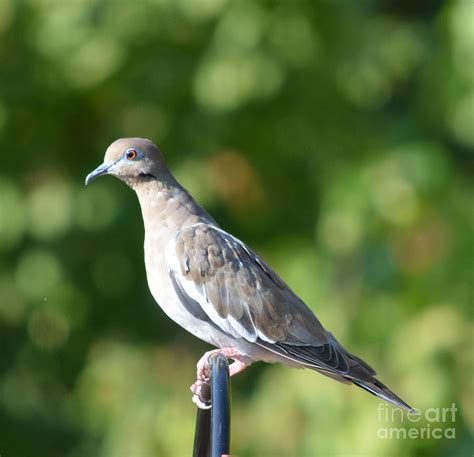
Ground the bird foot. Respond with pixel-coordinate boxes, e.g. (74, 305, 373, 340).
(191, 347, 252, 409)
(190, 379, 211, 409)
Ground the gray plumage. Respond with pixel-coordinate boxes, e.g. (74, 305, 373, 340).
(86, 137, 415, 412)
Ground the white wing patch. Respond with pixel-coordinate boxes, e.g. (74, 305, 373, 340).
(165, 224, 275, 344)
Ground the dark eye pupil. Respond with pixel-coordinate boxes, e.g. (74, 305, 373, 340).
(126, 150, 137, 159)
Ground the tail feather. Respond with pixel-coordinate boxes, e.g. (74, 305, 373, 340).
(351, 378, 417, 413)
(326, 332, 416, 413)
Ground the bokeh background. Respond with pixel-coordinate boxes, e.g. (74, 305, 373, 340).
(0, 0, 472, 456)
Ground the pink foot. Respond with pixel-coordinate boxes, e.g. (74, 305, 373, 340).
(191, 379, 211, 409)
(191, 347, 252, 409)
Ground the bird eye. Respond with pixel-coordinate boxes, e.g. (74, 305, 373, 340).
(125, 149, 138, 160)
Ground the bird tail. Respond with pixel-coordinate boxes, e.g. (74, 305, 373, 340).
(351, 377, 417, 413)
(323, 332, 417, 413)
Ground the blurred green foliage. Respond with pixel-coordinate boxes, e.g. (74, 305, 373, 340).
(0, 0, 472, 456)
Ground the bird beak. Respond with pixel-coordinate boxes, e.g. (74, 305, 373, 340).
(85, 161, 114, 185)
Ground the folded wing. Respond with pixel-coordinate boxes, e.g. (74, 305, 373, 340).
(168, 223, 354, 376)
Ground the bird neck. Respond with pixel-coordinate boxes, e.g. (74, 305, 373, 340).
(134, 177, 214, 234)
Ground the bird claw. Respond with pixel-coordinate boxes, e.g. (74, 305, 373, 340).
(192, 393, 211, 409)
(196, 352, 213, 381)
(191, 379, 211, 409)
(191, 348, 252, 409)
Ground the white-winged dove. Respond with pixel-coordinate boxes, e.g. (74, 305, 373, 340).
(86, 138, 415, 412)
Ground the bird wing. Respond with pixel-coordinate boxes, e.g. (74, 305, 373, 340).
(167, 223, 358, 376)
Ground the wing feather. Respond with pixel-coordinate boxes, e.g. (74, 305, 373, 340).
(167, 223, 355, 375)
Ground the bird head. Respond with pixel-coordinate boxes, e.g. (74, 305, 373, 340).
(85, 138, 167, 188)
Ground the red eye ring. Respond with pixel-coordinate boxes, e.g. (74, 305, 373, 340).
(126, 149, 137, 160)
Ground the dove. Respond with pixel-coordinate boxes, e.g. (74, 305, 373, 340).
(86, 138, 415, 412)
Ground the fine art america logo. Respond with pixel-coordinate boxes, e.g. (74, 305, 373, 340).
(377, 403, 457, 440)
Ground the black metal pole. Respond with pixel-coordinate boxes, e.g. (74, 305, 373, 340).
(192, 382, 211, 457)
(192, 353, 231, 457)
(210, 353, 230, 457)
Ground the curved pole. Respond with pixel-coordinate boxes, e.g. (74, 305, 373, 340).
(192, 353, 231, 457)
